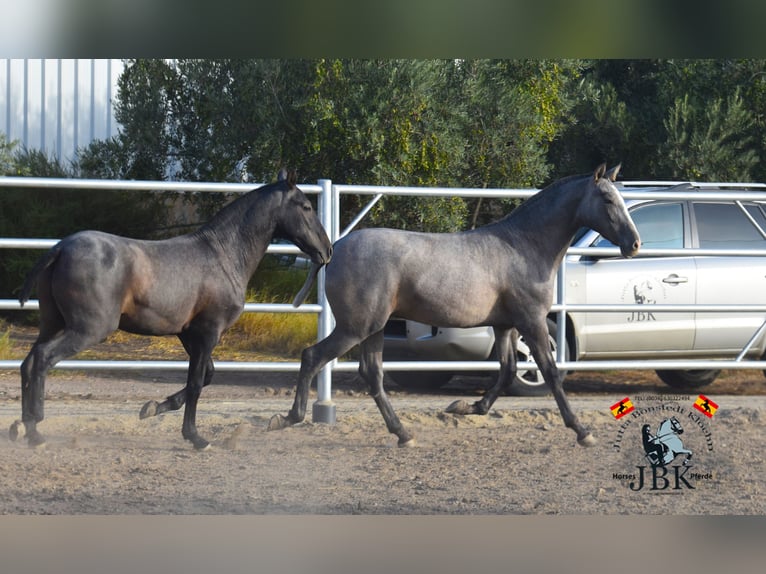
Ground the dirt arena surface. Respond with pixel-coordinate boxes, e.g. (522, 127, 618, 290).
(0, 365, 763, 515)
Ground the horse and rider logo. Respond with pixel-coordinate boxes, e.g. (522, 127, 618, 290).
(641, 416, 693, 467)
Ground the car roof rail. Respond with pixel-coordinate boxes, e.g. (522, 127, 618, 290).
(618, 180, 766, 191)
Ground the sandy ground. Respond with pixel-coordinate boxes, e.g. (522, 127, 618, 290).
(0, 366, 763, 515)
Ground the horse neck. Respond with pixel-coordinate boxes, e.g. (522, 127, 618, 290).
(496, 179, 584, 267)
(196, 191, 277, 283)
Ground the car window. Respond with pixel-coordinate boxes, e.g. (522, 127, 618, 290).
(694, 202, 766, 249)
(594, 202, 684, 250)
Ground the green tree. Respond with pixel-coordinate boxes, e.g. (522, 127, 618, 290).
(304, 59, 467, 231)
(113, 58, 177, 180)
(551, 59, 766, 182)
(662, 90, 758, 180)
(0, 133, 17, 175)
(454, 60, 582, 227)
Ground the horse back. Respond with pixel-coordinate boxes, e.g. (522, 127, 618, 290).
(326, 228, 530, 329)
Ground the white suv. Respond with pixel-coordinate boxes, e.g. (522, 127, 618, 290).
(383, 182, 766, 395)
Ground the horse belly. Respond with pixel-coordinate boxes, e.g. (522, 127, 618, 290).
(399, 294, 500, 328)
(396, 273, 504, 328)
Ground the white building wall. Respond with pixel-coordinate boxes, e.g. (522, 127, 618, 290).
(0, 59, 124, 163)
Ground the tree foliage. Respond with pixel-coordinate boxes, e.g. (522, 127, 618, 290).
(7, 59, 766, 287)
(94, 59, 581, 232)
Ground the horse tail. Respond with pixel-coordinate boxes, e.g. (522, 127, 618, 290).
(18, 244, 62, 307)
(292, 261, 323, 308)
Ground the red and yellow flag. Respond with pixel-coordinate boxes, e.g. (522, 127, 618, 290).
(610, 397, 634, 419)
(693, 394, 718, 418)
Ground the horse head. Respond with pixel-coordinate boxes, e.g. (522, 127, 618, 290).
(273, 169, 333, 267)
(579, 163, 641, 258)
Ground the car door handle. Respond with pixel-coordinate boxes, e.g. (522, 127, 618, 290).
(662, 274, 688, 285)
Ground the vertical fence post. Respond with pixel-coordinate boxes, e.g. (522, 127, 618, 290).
(312, 179, 337, 424)
(556, 261, 567, 365)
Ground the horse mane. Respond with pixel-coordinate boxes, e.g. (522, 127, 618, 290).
(513, 172, 587, 215)
(485, 171, 590, 233)
(193, 178, 288, 243)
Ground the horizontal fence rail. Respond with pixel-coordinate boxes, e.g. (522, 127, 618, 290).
(3, 176, 766, 404)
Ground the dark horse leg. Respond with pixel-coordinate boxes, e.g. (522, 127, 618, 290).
(176, 331, 217, 450)
(14, 327, 104, 447)
(268, 328, 359, 431)
(139, 335, 214, 420)
(448, 323, 594, 447)
(446, 327, 518, 416)
(358, 330, 414, 446)
(269, 328, 414, 446)
(525, 323, 594, 446)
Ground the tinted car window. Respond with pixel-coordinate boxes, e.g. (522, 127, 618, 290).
(595, 202, 684, 249)
(694, 202, 766, 249)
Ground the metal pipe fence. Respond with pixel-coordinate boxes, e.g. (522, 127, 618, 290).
(3, 176, 766, 398)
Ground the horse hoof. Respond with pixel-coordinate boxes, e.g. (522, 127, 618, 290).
(8, 420, 22, 442)
(185, 434, 211, 450)
(267, 414, 291, 431)
(27, 433, 46, 449)
(445, 400, 472, 415)
(398, 437, 417, 448)
(139, 400, 159, 419)
(577, 433, 597, 447)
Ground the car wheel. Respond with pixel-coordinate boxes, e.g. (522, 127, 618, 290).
(387, 370, 454, 391)
(508, 318, 569, 397)
(655, 369, 721, 389)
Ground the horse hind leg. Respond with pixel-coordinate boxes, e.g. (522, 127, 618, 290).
(447, 327, 517, 416)
(14, 329, 102, 447)
(139, 356, 214, 420)
(359, 330, 414, 447)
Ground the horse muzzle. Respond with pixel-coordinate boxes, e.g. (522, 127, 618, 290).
(620, 237, 641, 258)
(311, 244, 333, 266)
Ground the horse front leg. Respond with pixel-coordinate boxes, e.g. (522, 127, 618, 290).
(268, 329, 359, 431)
(181, 355, 212, 450)
(446, 327, 517, 416)
(178, 331, 217, 450)
(526, 326, 594, 447)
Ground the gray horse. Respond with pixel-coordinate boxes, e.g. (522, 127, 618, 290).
(271, 164, 640, 447)
(12, 171, 332, 450)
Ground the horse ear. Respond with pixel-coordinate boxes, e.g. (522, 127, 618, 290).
(593, 163, 607, 181)
(605, 163, 622, 182)
(276, 168, 298, 187)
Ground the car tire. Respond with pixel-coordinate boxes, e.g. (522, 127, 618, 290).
(655, 369, 721, 389)
(507, 317, 568, 397)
